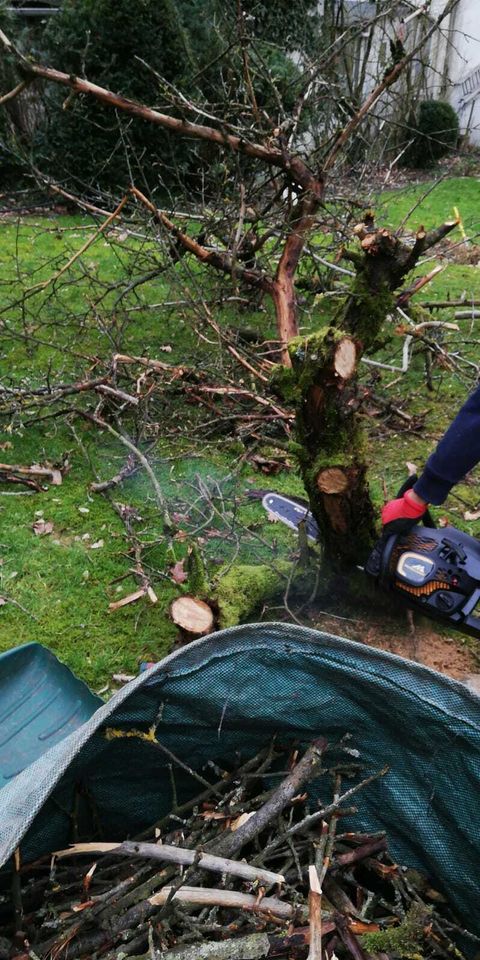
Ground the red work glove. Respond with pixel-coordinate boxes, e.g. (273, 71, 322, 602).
(381, 488, 428, 535)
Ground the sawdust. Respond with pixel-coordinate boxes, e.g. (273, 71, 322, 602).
(310, 609, 477, 681)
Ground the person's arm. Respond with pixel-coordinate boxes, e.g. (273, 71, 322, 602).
(413, 383, 480, 504)
(382, 383, 480, 531)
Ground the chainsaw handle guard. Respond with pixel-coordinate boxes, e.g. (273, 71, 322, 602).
(393, 474, 436, 529)
(366, 476, 436, 582)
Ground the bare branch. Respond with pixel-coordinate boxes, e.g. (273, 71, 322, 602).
(0, 28, 318, 192)
(0, 79, 30, 106)
(130, 186, 272, 291)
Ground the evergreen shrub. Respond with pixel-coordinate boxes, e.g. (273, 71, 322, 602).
(403, 100, 459, 168)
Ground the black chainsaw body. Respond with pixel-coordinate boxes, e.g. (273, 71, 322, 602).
(366, 524, 480, 639)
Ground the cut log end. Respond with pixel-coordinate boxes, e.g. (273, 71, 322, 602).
(316, 467, 349, 495)
(333, 339, 357, 380)
(170, 596, 215, 636)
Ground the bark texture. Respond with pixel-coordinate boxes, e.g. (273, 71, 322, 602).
(274, 215, 459, 568)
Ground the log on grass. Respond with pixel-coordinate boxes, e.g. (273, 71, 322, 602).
(170, 596, 215, 636)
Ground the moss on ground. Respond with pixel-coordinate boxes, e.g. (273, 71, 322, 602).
(361, 902, 432, 957)
(215, 562, 286, 628)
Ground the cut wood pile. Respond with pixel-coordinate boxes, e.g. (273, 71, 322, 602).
(3, 739, 476, 960)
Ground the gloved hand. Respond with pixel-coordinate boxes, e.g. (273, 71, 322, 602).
(381, 488, 428, 534)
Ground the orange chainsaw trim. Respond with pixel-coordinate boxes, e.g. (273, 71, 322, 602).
(395, 579, 451, 597)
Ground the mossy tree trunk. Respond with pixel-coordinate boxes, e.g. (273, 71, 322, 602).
(279, 216, 459, 569)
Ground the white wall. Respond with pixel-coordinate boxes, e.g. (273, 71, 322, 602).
(315, 1, 480, 144)
(445, 2, 480, 142)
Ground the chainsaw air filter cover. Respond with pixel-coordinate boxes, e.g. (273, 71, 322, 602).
(367, 525, 480, 639)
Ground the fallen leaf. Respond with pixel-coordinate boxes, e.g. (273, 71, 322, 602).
(437, 516, 450, 528)
(32, 519, 54, 536)
(160, 344, 172, 353)
(464, 508, 480, 521)
(267, 511, 279, 523)
(0, 597, 7, 606)
(90, 539, 104, 549)
(174, 529, 188, 542)
(78, 506, 90, 514)
(170, 559, 188, 584)
(0, 441, 12, 451)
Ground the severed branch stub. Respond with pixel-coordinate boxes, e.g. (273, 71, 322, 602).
(316, 468, 350, 495)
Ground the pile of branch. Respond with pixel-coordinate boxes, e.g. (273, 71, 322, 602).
(4, 739, 474, 960)
(0, 352, 292, 443)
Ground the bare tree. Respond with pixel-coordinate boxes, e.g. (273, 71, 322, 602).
(0, 0, 462, 568)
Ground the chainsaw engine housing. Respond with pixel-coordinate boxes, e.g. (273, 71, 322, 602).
(366, 525, 480, 639)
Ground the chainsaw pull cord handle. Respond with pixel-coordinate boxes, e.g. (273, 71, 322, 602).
(394, 474, 436, 529)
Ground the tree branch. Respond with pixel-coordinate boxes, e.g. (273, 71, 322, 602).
(0, 27, 318, 192)
(130, 186, 272, 290)
(0, 79, 30, 106)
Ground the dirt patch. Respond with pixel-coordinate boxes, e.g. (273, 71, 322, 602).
(309, 608, 477, 680)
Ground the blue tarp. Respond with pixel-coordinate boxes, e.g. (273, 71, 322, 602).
(0, 623, 479, 929)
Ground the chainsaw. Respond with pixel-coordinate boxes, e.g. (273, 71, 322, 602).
(365, 476, 480, 639)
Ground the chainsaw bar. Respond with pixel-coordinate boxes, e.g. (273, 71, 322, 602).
(262, 493, 319, 542)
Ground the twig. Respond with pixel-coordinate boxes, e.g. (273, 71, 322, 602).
(0, 79, 30, 105)
(53, 840, 284, 886)
(207, 740, 326, 860)
(90, 454, 138, 493)
(147, 885, 302, 920)
(129, 931, 271, 960)
(307, 865, 322, 960)
(71, 408, 172, 529)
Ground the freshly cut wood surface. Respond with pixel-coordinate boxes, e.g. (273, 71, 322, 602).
(316, 468, 348, 494)
(333, 338, 356, 379)
(170, 596, 215, 635)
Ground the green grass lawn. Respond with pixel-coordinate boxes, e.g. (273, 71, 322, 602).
(1, 174, 480, 688)
(378, 176, 480, 234)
